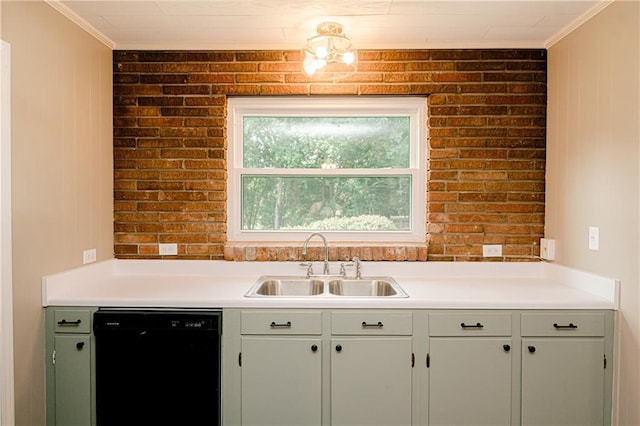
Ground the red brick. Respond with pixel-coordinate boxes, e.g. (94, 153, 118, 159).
(113, 48, 546, 260)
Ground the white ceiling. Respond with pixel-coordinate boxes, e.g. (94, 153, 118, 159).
(49, 0, 612, 50)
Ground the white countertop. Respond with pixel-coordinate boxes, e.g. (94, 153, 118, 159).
(42, 259, 619, 310)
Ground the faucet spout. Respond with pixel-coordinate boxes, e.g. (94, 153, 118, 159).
(302, 232, 330, 275)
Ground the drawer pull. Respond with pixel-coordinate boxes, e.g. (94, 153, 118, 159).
(460, 322, 484, 329)
(553, 323, 578, 329)
(270, 321, 292, 328)
(361, 321, 384, 328)
(57, 319, 82, 326)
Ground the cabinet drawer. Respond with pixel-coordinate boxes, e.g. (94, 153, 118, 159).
(429, 313, 512, 336)
(331, 311, 412, 335)
(54, 309, 92, 334)
(521, 313, 605, 337)
(241, 311, 322, 335)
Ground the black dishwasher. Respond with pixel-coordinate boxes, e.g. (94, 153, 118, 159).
(93, 309, 221, 426)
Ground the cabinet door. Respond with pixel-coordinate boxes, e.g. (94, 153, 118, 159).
(331, 337, 412, 426)
(54, 335, 92, 426)
(522, 338, 605, 426)
(429, 338, 513, 426)
(241, 337, 322, 426)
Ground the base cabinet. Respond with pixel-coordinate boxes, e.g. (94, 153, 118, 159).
(238, 310, 322, 426)
(45, 307, 96, 426)
(429, 337, 513, 425)
(229, 310, 414, 426)
(53, 335, 92, 426)
(223, 308, 614, 426)
(331, 337, 412, 426)
(241, 337, 322, 426)
(428, 313, 514, 426)
(521, 313, 609, 426)
(46, 307, 614, 426)
(330, 311, 413, 426)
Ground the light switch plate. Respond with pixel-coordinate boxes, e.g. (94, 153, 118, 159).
(588, 226, 599, 251)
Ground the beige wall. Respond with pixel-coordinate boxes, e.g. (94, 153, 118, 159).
(546, 1, 640, 424)
(1, 0, 638, 424)
(1, 1, 113, 424)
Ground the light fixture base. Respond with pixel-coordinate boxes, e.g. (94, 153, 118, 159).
(302, 21, 357, 80)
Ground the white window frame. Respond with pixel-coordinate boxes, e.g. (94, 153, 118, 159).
(227, 96, 426, 242)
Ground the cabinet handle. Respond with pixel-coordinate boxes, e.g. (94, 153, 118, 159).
(57, 319, 82, 326)
(460, 322, 484, 329)
(336, 344, 342, 352)
(76, 342, 85, 350)
(270, 321, 292, 328)
(528, 345, 536, 353)
(553, 323, 578, 329)
(311, 344, 318, 352)
(503, 344, 511, 352)
(361, 321, 384, 328)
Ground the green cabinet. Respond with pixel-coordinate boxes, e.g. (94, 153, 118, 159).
(46, 306, 614, 426)
(225, 309, 413, 426)
(331, 311, 413, 426)
(428, 313, 514, 426)
(223, 308, 615, 426)
(238, 311, 323, 426)
(521, 313, 611, 426)
(45, 307, 96, 426)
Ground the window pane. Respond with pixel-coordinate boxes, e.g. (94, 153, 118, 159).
(243, 117, 410, 169)
(241, 175, 411, 231)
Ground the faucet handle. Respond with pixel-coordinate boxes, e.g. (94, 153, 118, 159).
(300, 262, 314, 278)
(352, 256, 362, 279)
(339, 262, 354, 277)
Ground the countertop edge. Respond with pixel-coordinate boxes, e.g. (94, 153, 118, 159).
(42, 259, 619, 310)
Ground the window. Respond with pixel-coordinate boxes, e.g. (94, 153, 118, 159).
(227, 96, 426, 242)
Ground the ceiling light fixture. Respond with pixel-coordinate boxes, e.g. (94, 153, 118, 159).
(302, 22, 357, 80)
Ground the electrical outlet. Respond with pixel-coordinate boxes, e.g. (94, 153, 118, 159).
(588, 226, 600, 251)
(482, 244, 502, 257)
(82, 248, 97, 264)
(540, 238, 556, 260)
(159, 243, 178, 256)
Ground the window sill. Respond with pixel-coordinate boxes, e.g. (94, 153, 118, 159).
(224, 241, 428, 262)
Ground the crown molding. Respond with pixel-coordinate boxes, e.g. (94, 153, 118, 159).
(45, 0, 116, 50)
(545, 0, 615, 48)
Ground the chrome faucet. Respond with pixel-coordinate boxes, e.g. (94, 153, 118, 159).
(302, 232, 330, 275)
(352, 256, 363, 279)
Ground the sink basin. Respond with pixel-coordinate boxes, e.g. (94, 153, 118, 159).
(246, 277, 324, 297)
(245, 275, 408, 298)
(329, 278, 408, 297)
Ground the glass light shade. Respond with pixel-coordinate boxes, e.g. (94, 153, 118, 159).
(302, 22, 357, 80)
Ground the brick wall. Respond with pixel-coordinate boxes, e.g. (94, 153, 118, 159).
(113, 49, 546, 261)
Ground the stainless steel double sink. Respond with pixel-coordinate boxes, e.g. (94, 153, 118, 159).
(245, 276, 408, 298)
